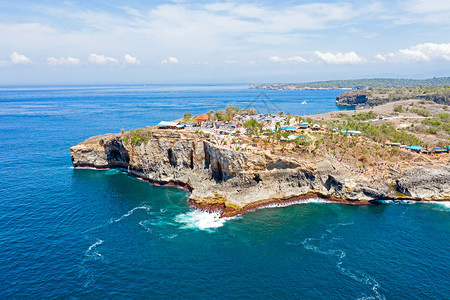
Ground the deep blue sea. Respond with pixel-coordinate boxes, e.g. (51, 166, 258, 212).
(0, 84, 449, 299)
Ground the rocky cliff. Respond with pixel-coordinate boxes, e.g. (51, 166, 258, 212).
(70, 130, 450, 216)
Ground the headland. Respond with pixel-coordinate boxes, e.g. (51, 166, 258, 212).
(70, 97, 450, 217)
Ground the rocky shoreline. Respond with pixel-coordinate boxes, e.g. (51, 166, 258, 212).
(70, 129, 450, 217)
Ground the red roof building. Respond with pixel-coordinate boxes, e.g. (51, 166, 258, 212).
(195, 114, 209, 124)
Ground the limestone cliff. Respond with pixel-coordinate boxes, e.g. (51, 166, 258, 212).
(70, 130, 450, 216)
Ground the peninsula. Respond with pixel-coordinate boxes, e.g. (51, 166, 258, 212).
(252, 77, 450, 90)
(71, 101, 450, 217)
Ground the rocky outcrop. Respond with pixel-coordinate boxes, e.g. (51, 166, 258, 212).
(336, 94, 369, 107)
(70, 130, 450, 216)
(397, 167, 450, 199)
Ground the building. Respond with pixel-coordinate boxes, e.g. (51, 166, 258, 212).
(341, 130, 362, 135)
(298, 123, 309, 129)
(280, 126, 297, 132)
(195, 114, 209, 125)
(312, 124, 321, 131)
(281, 134, 297, 141)
(433, 148, 448, 154)
(158, 121, 179, 129)
(407, 146, 422, 153)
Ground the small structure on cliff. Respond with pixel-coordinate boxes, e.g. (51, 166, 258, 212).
(158, 121, 179, 129)
(407, 146, 422, 153)
(298, 123, 309, 129)
(280, 126, 297, 132)
(195, 114, 209, 125)
(312, 124, 321, 131)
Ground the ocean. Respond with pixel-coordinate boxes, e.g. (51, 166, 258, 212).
(0, 84, 448, 299)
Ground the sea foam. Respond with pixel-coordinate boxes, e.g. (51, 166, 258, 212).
(108, 205, 152, 224)
(429, 201, 450, 212)
(174, 210, 234, 231)
(263, 197, 333, 209)
(85, 239, 104, 260)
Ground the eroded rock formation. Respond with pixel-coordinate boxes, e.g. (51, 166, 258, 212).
(70, 130, 450, 216)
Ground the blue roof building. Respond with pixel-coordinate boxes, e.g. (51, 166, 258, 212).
(280, 126, 297, 131)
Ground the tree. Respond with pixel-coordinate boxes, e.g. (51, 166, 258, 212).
(244, 119, 262, 136)
(207, 110, 215, 121)
(184, 112, 192, 120)
(225, 105, 239, 117)
(393, 105, 403, 113)
(214, 110, 225, 121)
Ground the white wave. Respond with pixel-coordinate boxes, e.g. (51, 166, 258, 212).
(264, 198, 333, 209)
(429, 201, 450, 212)
(108, 205, 151, 224)
(85, 239, 104, 260)
(378, 200, 416, 205)
(174, 210, 234, 231)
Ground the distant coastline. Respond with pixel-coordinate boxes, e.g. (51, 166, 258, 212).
(251, 77, 450, 90)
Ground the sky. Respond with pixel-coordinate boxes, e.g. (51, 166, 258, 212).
(0, 0, 450, 85)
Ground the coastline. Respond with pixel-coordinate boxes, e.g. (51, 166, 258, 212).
(72, 164, 444, 218)
(70, 101, 449, 218)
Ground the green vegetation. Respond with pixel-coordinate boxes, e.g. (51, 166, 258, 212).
(350, 111, 377, 121)
(412, 112, 450, 136)
(122, 128, 153, 146)
(253, 77, 450, 90)
(244, 119, 263, 136)
(341, 120, 424, 146)
(410, 108, 432, 117)
(393, 105, 404, 113)
(183, 105, 257, 123)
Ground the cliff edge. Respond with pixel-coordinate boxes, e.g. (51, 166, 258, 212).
(70, 130, 450, 217)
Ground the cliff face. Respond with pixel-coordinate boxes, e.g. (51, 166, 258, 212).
(336, 94, 369, 107)
(70, 130, 450, 216)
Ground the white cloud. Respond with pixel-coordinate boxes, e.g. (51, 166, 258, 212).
(406, 0, 450, 14)
(88, 53, 118, 65)
(287, 56, 307, 63)
(47, 57, 81, 66)
(124, 54, 140, 64)
(269, 55, 307, 63)
(10, 52, 32, 64)
(375, 43, 450, 62)
(314, 51, 365, 64)
(161, 57, 179, 64)
(269, 56, 284, 63)
(374, 54, 387, 62)
(0, 60, 8, 67)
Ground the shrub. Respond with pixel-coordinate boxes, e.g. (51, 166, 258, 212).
(123, 128, 153, 146)
(393, 105, 404, 113)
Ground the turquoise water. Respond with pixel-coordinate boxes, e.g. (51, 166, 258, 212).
(0, 85, 448, 299)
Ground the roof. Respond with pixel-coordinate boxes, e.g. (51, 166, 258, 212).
(341, 130, 362, 134)
(195, 114, 209, 121)
(298, 123, 309, 127)
(434, 148, 448, 151)
(281, 134, 297, 141)
(312, 124, 320, 128)
(158, 121, 179, 127)
(281, 126, 297, 130)
(408, 146, 422, 150)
